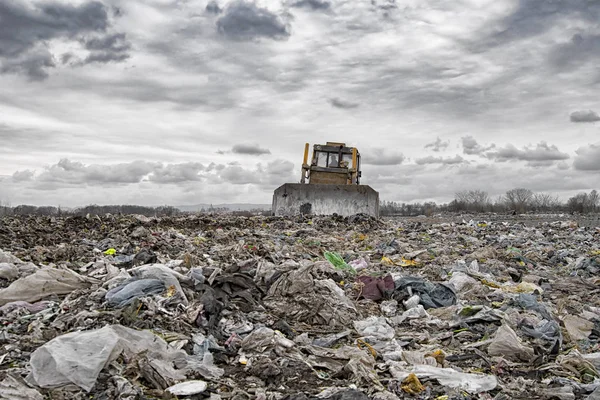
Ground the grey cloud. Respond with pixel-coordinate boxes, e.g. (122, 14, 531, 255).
(82, 33, 131, 64)
(550, 34, 600, 71)
(424, 137, 449, 152)
(486, 142, 570, 163)
(265, 159, 294, 176)
(231, 144, 271, 155)
(362, 148, 405, 166)
(148, 162, 205, 183)
(216, 1, 291, 41)
(570, 109, 600, 123)
(10, 159, 295, 189)
(206, 1, 223, 14)
(329, 98, 359, 109)
(12, 170, 34, 182)
(0, 0, 120, 79)
(461, 136, 495, 155)
(35, 159, 158, 185)
(478, 0, 600, 48)
(415, 155, 466, 165)
(219, 165, 260, 184)
(0, 48, 55, 81)
(574, 143, 600, 171)
(291, 0, 331, 11)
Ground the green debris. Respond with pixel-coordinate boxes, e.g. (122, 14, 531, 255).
(324, 251, 355, 276)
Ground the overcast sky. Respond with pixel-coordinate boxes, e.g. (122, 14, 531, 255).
(1, 0, 600, 207)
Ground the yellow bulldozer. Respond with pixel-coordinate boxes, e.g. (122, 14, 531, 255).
(272, 142, 380, 217)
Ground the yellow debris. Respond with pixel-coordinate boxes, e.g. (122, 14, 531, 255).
(166, 285, 176, 297)
(357, 339, 377, 358)
(381, 256, 395, 266)
(401, 373, 425, 394)
(481, 279, 500, 288)
(400, 257, 420, 267)
(503, 281, 544, 294)
(426, 349, 446, 365)
(103, 248, 116, 255)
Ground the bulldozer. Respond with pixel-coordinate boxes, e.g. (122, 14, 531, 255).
(272, 142, 380, 217)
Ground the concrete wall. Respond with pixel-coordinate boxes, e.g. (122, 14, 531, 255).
(272, 183, 380, 217)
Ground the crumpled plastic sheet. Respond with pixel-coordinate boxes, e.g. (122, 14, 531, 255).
(0, 374, 43, 400)
(0, 267, 98, 306)
(488, 324, 535, 362)
(264, 263, 356, 327)
(0, 263, 18, 281)
(28, 324, 188, 392)
(386, 363, 498, 394)
(393, 276, 457, 309)
(0, 300, 52, 315)
(353, 316, 395, 341)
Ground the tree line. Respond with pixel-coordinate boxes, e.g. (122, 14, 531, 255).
(1, 188, 598, 217)
(380, 188, 599, 216)
(0, 204, 181, 217)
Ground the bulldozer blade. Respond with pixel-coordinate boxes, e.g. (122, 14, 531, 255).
(272, 183, 380, 217)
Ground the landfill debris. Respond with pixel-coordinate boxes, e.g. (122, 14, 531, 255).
(165, 380, 208, 395)
(0, 213, 599, 398)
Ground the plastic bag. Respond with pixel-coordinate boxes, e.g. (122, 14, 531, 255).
(353, 316, 395, 341)
(387, 363, 497, 394)
(0, 263, 18, 281)
(0, 268, 97, 306)
(166, 380, 208, 396)
(28, 325, 187, 392)
(105, 278, 165, 307)
(0, 374, 43, 400)
(488, 324, 534, 362)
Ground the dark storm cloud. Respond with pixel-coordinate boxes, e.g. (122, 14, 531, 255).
(291, 0, 331, 11)
(216, 1, 291, 41)
(329, 98, 359, 109)
(461, 136, 495, 155)
(573, 143, 600, 171)
(206, 1, 223, 14)
(81, 33, 131, 64)
(550, 34, 600, 71)
(570, 109, 600, 123)
(231, 144, 271, 155)
(415, 155, 466, 165)
(0, 0, 128, 79)
(477, 0, 600, 48)
(0, 48, 55, 80)
(424, 137, 449, 152)
(486, 142, 570, 163)
(362, 148, 405, 166)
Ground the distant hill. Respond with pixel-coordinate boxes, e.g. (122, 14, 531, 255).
(176, 203, 271, 212)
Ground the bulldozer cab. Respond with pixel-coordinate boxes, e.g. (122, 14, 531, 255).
(301, 142, 361, 185)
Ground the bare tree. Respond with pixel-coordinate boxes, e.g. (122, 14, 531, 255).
(588, 189, 599, 212)
(504, 188, 534, 213)
(531, 193, 561, 212)
(454, 190, 490, 212)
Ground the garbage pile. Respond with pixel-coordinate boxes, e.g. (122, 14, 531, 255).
(0, 213, 600, 399)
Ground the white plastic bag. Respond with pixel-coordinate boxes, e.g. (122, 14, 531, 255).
(28, 325, 187, 392)
(0, 267, 97, 306)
